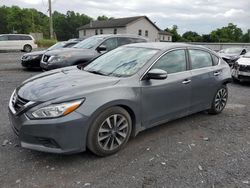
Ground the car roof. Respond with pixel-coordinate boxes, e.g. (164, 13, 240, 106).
(91, 34, 147, 40)
(125, 42, 207, 50)
(0, 34, 32, 36)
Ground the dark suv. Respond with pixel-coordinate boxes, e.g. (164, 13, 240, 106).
(40, 34, 147, 70)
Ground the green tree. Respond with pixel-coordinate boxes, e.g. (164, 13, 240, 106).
(182, 31, 202, 42)
(97, 15, 109, 21)
(164, 25, 182, 42)
(210, 23, 243, 42)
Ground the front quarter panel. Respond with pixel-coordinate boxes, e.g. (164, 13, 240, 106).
(75, 82, 142, 136)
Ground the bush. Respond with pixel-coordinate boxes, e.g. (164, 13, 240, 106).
(36, 39, 57, 48)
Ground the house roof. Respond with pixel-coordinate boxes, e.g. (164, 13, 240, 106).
(158, 30, 172, 36)
(77, 16, 161, 31)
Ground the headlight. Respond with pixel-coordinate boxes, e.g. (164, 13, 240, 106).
(31, 100, 83, 119)
(48, 54, 71, 63)
(22, 55, 39, 60)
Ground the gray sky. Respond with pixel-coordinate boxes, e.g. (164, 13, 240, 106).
(1, 0, 250, 34)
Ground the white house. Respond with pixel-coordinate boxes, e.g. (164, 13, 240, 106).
(77, 16, 172, 42)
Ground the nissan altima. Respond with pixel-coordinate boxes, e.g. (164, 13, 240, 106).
(8, 43, 232, 156)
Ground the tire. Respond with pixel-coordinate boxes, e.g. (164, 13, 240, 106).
(23, 44, 32, 52)
(87, 106, 132, 156)
(208, 85, 228, 114)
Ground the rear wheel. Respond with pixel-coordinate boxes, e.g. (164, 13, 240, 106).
(87, 107, 132, 156)
(208, 85, 228, 114)
(23, 45, 32, 52)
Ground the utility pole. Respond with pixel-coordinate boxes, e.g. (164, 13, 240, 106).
(48, 0, 54, 39)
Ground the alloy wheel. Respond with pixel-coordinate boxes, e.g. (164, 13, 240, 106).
(97, 114, 129, 151)
(214, 88, 228, 112)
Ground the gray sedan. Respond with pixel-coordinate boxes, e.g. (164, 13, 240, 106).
(8, 43, 232, 156)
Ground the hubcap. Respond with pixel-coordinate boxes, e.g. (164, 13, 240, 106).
(215, 88, 227, 112)
(97, 114, 128, 151)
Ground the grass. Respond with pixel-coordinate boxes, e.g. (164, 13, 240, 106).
(36, 39, 57, 48)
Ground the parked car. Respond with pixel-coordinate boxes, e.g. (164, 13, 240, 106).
(218, 47, 247, 66)
(40, 34, 147, 71)
(231, 51, 250, 82)
(68, 38, 86, 42)
(21, 41, 79, 69)
(8, 43, 232, 156)
(0, 34, 37, 52)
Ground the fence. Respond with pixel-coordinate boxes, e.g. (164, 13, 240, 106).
(188, 42, 250, 52)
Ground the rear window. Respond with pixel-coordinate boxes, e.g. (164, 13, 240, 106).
(117, 37, 146, 46)
(189, 49, 213, 69)
(20, 35, 32, 40)
(212, 54, 219, 65)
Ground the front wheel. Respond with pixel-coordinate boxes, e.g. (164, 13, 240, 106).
(87, 107, 132, 156)
(208, 85, 228, 114)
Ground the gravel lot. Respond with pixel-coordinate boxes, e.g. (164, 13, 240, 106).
(0, 51, 250, 188)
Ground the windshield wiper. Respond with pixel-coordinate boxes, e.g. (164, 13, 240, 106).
(85, 70, 107, 76)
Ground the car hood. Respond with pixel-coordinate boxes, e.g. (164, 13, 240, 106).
(23, 50, 46, 56)
(44, 48, 97, 57)
(218, 53, 239, 59)
(237, 57, 250, 66)
(16, 66, 120, 102)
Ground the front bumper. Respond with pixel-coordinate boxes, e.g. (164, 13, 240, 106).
(21, 59, 41, 68)
(8, 107, 90, 154)
(232, 68, 250, 81)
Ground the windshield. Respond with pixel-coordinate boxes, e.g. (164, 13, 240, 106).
(47, 42, 66, 51)
(84, 46, 159, 77)
(73, 36, 104, 49)
(220, 48, 243, 54)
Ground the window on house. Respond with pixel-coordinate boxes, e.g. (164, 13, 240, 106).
(114, 28, 117, 34)
(145, 30, 148, 37)
(95, 29, 98, 35)
(163, 36, 165, 41)
(100, 29, 103, 34)
(138, 29, 142, 36)
(168, 36, 170, 41)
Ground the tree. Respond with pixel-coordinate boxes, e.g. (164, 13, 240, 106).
(182, 31, 202, 42)
(210, 23, 243, 42)
(164, 25, 182, 42)
(97, 15, 109, 21)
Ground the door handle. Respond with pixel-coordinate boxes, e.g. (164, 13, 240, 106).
(182, 79, 191, 84)
(214, 71, 221, 76)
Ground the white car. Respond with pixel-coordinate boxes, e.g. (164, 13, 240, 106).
(0, 34, 37, 52)
(232, 51, 250, 82)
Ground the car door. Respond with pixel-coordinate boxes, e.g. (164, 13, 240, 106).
(7, 35, 21, 50)
(188, 48, 219, 112)
(141, 49, 192, 128)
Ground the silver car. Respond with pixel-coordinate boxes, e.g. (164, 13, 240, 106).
(8, 43, 232, 156)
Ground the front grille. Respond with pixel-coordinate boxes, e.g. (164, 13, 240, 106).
(239, 65, 250, 72)
(12, 94, 29, 112)
(43, 55, 50, 62)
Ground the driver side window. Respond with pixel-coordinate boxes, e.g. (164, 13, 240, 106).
(101, 38, 118, 51)
(152, 50, 187, 74)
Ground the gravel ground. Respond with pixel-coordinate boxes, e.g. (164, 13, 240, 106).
(0, 52, 250, 188)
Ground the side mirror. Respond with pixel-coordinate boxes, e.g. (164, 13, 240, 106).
(97, 45, 107, 52)
(241, 50, 246, 55)
(146, 69, 168, 80)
